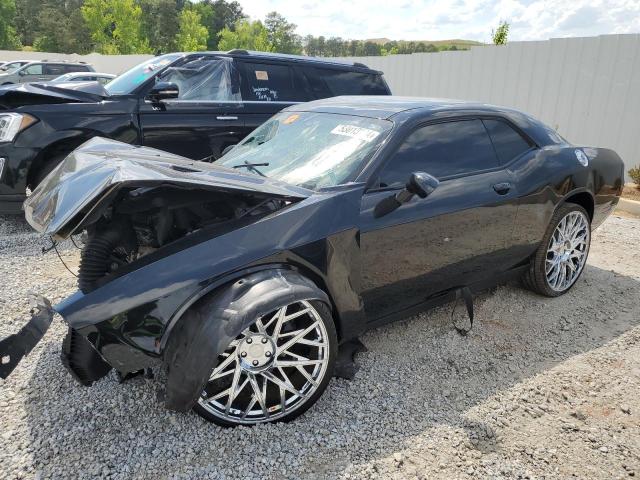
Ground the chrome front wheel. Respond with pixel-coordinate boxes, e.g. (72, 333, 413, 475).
(194, 300, 335, 426)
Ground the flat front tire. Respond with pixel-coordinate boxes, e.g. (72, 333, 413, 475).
(523, 203, 591, 297)
(193, 299, 337, 426)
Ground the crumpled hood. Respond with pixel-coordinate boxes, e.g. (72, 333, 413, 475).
(24, 137, 312, 239)
(0, 82, 106, 108)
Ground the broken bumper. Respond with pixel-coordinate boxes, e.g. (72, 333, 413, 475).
(0, 295, 54, 379)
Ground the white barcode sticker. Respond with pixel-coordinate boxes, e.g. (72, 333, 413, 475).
(330, 124, 379, 142)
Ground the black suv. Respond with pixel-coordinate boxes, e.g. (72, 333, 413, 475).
(0, 50, 390, 213)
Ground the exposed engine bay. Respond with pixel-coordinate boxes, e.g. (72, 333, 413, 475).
(22, 137, 311, 293)
(78, 186, 288, 293)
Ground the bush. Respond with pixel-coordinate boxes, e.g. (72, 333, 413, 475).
(630, 167, 640, 187)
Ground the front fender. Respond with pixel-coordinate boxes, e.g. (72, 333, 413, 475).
(163, 268, 329, 411)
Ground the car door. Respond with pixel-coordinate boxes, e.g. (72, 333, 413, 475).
(19, 63, 46, 83)
(235, 60, 311, 136)
(138, 56, 248, 161)
(359, 118, 520, 323)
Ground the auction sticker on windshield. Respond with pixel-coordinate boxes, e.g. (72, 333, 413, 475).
(331, 124, 380, 142)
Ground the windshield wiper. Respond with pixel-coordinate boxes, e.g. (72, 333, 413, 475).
(232, 160, 270, 177)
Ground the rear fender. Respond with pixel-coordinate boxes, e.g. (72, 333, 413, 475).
(163, 268, 329, 411)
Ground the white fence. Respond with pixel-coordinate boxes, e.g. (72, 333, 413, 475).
(337, 34, 640, 173)
(1, 34, 639, 172)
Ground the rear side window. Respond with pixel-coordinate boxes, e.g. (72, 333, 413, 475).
(67, 64, 91, 73)
(44, 64, 65, 76)
(306, 68, 388, 97)
(378, 119, 498, 187)
(240, 62, 300, 102)
(482, 119, 532, 164)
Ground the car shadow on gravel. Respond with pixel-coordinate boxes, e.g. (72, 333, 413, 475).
(18, 264, 640, 479)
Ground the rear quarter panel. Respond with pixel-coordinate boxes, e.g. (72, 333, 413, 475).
(508, 145, 623, 262)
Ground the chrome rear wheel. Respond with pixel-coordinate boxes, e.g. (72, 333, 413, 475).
(545, 210, 590, 292)
(195, 300, 333, 425)
(523, 203, 592, 297)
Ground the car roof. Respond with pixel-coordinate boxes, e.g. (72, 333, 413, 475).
(286, 96, 562, 146)
(287, 95, 534, 120)
(175, 50, 381, 74)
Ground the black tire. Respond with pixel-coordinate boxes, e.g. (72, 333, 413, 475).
(176, 296, 337, 427)
(523, 203, 591, 297)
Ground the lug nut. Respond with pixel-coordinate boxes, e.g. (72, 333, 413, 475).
(240, 351, 247, 357)
(261, 338, 268, 344)
(246, 338, 253, 344)
(265, 351, 272, 358)
(252, 360, 259, 366)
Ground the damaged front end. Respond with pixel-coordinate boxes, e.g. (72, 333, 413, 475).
(3, 137, 312, 386)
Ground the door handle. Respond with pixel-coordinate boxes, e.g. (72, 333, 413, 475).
(492, 182, 511, 195)
(216, 116, 238, 120)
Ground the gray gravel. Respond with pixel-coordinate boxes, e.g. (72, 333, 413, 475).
(1, 213, 639, 480)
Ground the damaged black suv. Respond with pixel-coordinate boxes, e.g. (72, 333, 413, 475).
(0, 50, 390, 214)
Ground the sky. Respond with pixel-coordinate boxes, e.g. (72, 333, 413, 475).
(235, 0, 640, 43)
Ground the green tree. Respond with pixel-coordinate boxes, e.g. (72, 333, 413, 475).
(140, 0, 180, 53)
(218, 19, 273, 52)
(14, 0, 39, 46)
(492, 20, 509, 45)
(264, 11, 301, 54)
(0, 0, 21, 50)
(198, 0, 245, 50)
(82, 0, 151, 54)
(33, 6, 91, 54)
(176, 8, 208, 51)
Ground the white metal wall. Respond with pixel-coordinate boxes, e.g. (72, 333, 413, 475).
(337, 34, 640, 172)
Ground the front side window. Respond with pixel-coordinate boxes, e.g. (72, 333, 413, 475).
(157, 57, 240, 101)
(240, 62, 299, 102)
(217, 112, 392, 190)
(378, 119, 498, 188)
(105, 54, 182, 95)
(23, 64, 43, 75)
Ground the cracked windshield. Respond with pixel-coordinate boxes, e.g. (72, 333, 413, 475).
(217, 111, 392, 190)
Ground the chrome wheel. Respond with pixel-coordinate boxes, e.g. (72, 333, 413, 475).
(545, 210, 590, 292)
(197, 300, 331, 425)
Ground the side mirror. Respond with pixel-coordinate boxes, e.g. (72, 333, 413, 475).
(374, 171, 439, 218)
(406, 172, 439, 199)
(18, 70, 25, 76)
(147, 81, 179, 102)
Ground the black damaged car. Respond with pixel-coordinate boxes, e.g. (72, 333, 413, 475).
(0, 51, 389, 214)
(0, 96, 624, 426)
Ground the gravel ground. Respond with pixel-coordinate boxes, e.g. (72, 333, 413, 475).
(0, 213, 639, 480)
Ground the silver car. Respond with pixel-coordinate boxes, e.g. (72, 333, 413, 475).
(0, 61, 95, 85)
(48, 72, 115, 86)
